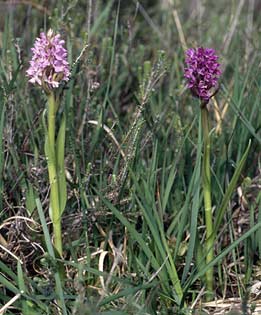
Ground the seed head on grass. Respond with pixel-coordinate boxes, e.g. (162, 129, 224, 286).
(184, 47, 221, 103)
(26, 29, 70, 92)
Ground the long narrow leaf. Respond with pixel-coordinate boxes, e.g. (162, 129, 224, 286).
(222, 85, 260, 144)
(0, 99, 5, 210)
(96, 192, 170, 295)
(0, 260, 17, 281)
(56, 114, 67, 214)
(17, 262, 31, 314)
(186, 221, 261, 290)
(214, 140, 251, 234)
(181, 116, 202, 284)
(35, 199, 68, 315)
(0, 274, 19, 295)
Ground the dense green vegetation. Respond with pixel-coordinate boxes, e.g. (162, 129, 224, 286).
(0, 1, 260, 314)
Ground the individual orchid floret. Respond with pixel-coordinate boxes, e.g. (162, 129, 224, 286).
(184, 47, 221, 103)
(26, 29, 70, 92)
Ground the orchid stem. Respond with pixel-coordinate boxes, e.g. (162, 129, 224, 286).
(46, 92, 63, 256)
(201, 106, 214, 300)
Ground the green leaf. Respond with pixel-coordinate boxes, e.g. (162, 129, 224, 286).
(0, 273, 19, 295)
(17, 262, 31, 315)
(134, 185, 183, 303)
(214, 140, 251, 235)
(98, 282, 155, 307)
(186, 220, 261, 290)
(44, 132, 54, 221)
(25, 182, 37, 215)
(0, 97, 6, 210)
(56, 114, 67, 214)
(162, 162, 177, 213)
(182, 117, 202, 284)
(221, 84, 261, 144)
(96, 191, 170, 294)
(43, 110, 54, 220)
(17, 262, 26, 293)
(35, 199, 67, 315)
(0, 260, 18, 281)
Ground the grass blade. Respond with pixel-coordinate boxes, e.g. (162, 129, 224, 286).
(35, 198, 68, 315)
(214, 140, 251, 235)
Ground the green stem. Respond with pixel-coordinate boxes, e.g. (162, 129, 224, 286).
(201, 106, 214, 299)
(47, 93, 63, 256)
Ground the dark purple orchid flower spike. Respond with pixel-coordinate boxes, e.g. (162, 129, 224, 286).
(184, 47, 221, 104)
